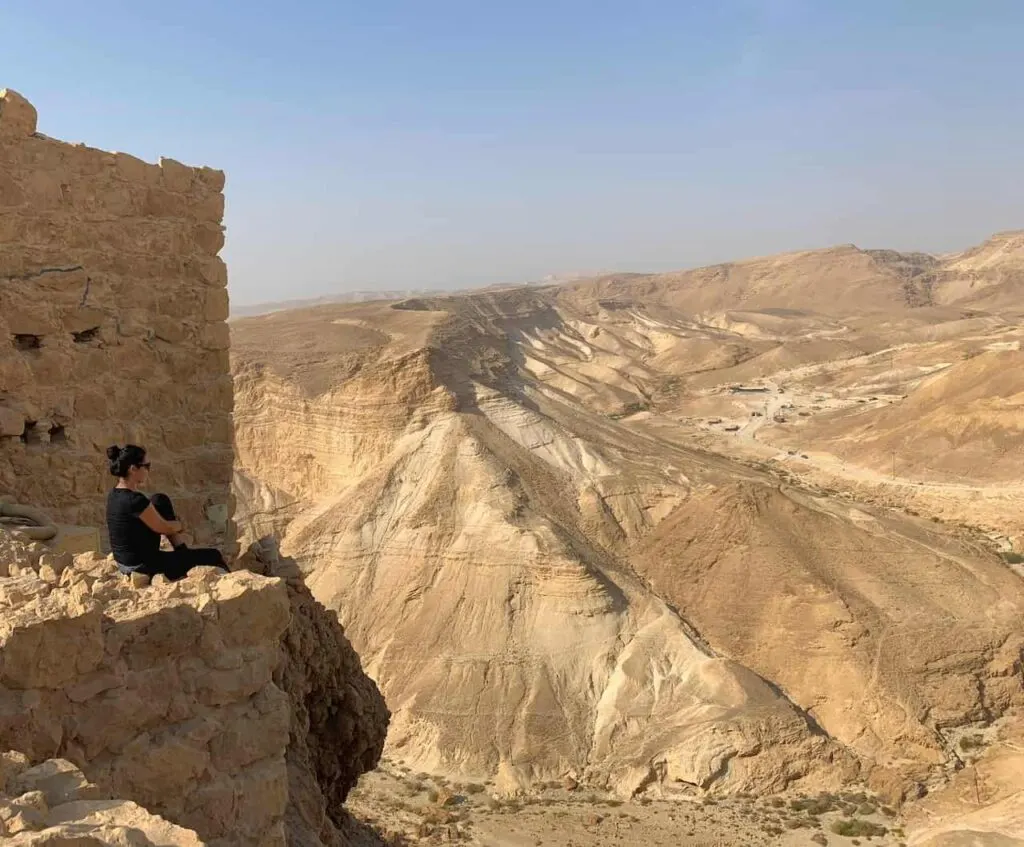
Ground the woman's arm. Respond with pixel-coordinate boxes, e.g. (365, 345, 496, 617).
(138, 503, 183, 536)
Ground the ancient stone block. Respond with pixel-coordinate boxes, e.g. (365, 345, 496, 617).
(5, 308, 56, 337)
(0, 171, 24, 207)
(210, 574, 290, 649)
(11, 758, 101, 806)
(203, 289, 229, 323)
(152, 315, 186, 345)
(181, 774, 236, 839)
(113, 152, 158, 184)
(0, 407, 23, 438)
(232, 759, 288, 839)
(196, 167, 226, 193)
(140, 186, 184, 218)
(0, 606, 104, 689)
(194, 222, 225, 254)
(209, 699, 289, 771)
(197, 256, 228, 287)
(158, 157, 195, 193)
(194, 191, 225, 223)
(0, 90, 37, 137)
(200, 322, 230, 351)
(115, 604, 205, 671)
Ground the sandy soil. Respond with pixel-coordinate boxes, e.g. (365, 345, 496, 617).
(347, 761, 909, 846)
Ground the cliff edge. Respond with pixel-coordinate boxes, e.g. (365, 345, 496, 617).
(0, 530, 389, 846)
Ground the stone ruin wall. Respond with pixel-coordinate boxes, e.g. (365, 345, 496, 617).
(0, 89, 234, 552)
(0, 90, 390, 846)
(0, 538, 292, 846)
(0, 533, 389, 846)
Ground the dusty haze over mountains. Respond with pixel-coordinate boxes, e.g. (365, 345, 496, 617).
(231, 230, 1024, 846)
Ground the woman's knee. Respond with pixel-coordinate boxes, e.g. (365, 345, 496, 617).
(150, 493, 177, 521)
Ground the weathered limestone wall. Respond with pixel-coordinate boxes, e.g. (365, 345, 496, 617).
(1, 751, 204, 844)
(0, 536, 292, 846)
(0, 531, 390, 847)
(0, 89, 233, 550)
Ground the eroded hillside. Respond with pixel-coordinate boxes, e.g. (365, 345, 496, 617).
(233, 232, 1024, 831)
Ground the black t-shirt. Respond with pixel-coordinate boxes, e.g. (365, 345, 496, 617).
(106, 488, 160, 566)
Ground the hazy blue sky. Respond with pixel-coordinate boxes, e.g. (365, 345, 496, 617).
(3, 1, 1021, 305)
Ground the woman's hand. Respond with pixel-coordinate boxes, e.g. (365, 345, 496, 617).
(140, 504, 182, 537)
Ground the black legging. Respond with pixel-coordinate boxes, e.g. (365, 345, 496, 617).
(134, 493, 227, 581)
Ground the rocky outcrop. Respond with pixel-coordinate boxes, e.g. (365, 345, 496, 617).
(1, 751, 203, 844)
(0, 88, 234, 552)
(0, 534, 292, 845)
(0, 530, 389, 846)
(240, 538, 389, 847)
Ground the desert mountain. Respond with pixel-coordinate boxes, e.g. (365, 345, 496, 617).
(232, 231, 1024, 818)
(556, 229, 1024, 316)
(932, 230, 1024, 311)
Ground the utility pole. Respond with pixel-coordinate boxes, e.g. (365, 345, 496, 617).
(892, 450, 897, 480)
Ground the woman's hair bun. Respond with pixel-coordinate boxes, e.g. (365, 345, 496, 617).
(107, 443, 146, 478)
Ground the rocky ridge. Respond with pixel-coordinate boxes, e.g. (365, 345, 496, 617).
(232, 233, 1024, 812)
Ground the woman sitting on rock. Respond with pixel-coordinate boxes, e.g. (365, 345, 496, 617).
(105, 444, 227, 581)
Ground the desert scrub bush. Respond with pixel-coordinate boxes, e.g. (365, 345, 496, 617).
(830, 818, 887, 837)
(1001, 551, 1024, 564)
(811, 834, 828, 846)
(426, 789, 439, 803)
(960, 733, 985, 751)
(465, 783, 486, 795)
(791, 794, 839, 815)
(856, 802, 877, 816)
